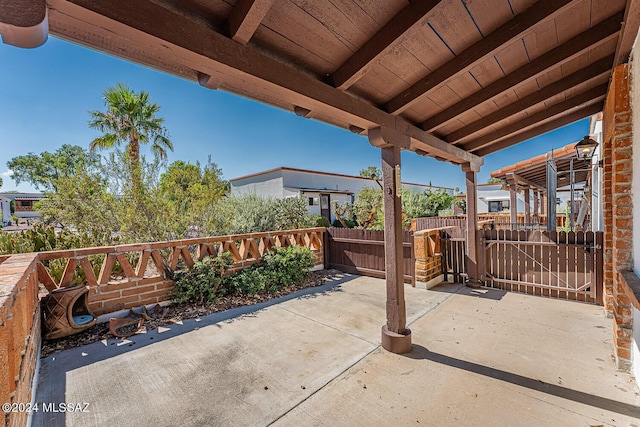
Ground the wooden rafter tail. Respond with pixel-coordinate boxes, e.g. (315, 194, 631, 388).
(78, 256, 98, 286)
(98, 253, 116, 284)
(60, 258, 79, 287)
(135, 250, 151, 278)
(37, 262, 58, 292)
(180, 246, 195, 268)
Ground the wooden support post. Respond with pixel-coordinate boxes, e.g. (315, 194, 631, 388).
(540, 192, 546, 216)
(463, 163, 482, 288)
(524, 187, 531, 224)
(369, 127, 411, 354)
(509, 179, 518, 226)
(533, 190, 539, 218)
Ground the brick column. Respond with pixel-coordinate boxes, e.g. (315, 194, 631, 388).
(603, 64, 634, 371)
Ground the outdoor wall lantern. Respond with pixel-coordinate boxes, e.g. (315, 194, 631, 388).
(575, 136, 598, 160)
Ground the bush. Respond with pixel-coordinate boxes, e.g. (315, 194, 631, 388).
(331, 219, 357, 228)
(172, 252, 233, 304)
(307, 215, 330, 227)
(228, 246, 315, 295)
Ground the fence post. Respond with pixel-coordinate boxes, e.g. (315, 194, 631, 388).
(477, 229, 486, 283)
(323, 228, 331, 270)
(410, 231, 416, 287)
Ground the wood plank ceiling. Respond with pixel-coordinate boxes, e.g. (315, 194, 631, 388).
(2, 0, 637, 168)
(489, 142, 591, 189)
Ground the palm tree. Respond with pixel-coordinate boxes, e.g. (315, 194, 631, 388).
(89, 83, 173, 196)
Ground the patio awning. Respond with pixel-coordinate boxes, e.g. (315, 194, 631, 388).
(490, 141, 591, 189)
(2, 0, 638, 167)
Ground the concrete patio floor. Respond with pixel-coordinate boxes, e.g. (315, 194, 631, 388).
(33, 274, 640, 426)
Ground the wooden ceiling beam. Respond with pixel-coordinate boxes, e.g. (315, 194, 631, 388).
(384, 0, 574, 115)
(227, 0, 276, 45)
(331, 0, 442, 90)
(506, 173, 545, 191)
(446, 55, 614, 143)
(614, 0, 640, 66)
(49, 0, 482, 167)
(475, 102, 603, 157)
(463, 84, 607, 152)
(420, 11, 623, 132)
(0, 0, 48, 48)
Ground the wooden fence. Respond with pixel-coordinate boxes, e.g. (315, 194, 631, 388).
(438, 228, 604, 303)
(413, 214, 568, 232)
(482, 230, 603, 303)
(325, 227, 414, 284)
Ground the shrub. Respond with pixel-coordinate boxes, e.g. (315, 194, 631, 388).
(332, 218, 357, 228)
(172, 252, 233, 304)
(307, 215, 330, 227)
(228, 246, 315, 295)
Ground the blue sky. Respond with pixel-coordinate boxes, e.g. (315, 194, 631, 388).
(0, 36, 589, 193)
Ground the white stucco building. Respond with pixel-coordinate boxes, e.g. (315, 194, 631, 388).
(476, 183, 529, 213)
(230, 167, 453, 223)
(0, 196, 11, 226)
(0, 193, 45, 219)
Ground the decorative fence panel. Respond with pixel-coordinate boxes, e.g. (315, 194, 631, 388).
(325, 228, 414, 284)
(36, 227, 326, 315)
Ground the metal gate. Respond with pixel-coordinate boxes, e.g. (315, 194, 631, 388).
(481, 230, 603, 303)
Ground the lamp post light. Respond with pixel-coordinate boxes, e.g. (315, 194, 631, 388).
(569, 136, 599, 230)
(575, 135, 599, 160)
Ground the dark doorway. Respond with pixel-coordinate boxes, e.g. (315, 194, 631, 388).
(320, 193, 331, 222)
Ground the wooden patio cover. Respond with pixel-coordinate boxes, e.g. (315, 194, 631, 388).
(490, 142, 591, 190)
(2, 0, 639, 170)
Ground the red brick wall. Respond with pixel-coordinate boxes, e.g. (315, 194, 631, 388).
(414, 230, 443, 284)
(86, 248, 324, 316)
(0, 254, 41, 427)
(603, 64, 634, 371)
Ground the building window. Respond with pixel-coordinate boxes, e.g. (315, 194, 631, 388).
(488, 200, 509, 212)
(308, 197, 319, 206)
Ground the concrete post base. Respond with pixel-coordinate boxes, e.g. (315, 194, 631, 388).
(381, 325, 412, 354)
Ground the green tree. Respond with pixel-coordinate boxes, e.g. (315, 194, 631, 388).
(159, 159, 230, 237)
(353, 186, 384, 229)
(422, 188, 456, 217)
(89, 83, 173, 197)
(487, 177, 504, 184)
(7, 145, 100, 192)
(359, 166, 382, 180)
(36, 168, 118, 237)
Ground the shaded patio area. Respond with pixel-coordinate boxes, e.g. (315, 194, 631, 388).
(34, 276, 640, 426)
